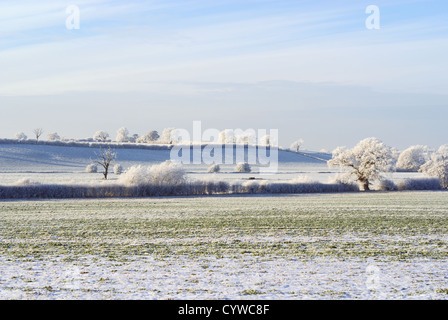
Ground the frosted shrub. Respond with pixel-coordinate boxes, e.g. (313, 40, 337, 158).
(196, 177, 230, 195)
(242, 180, 260, 193)
(376, 179, 398, 191)
(114, 164, 123, 175)
(235, 162, 251, 173)
(397, 178, 441, 191)
(0, 176, 363, 199)
(328, 174, 359, 188)
(86, 164, 98, 173)
(149, 161, 186, 185)
(207, 164, 220, 173)
(118, 165, 146, 186)
(230, 178, 359, 194)
(262, 180, 358, 194)
(118, 161, 186, 187)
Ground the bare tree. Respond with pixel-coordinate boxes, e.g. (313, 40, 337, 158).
(94, 147, 117, 180)
(33, 128, 44, 143)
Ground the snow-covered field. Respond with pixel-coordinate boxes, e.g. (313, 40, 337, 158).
(1, 192, 448, 299)
(0, 142, 421, 185)
(1, 143, 445, 300)
(3, 255, 448, 300)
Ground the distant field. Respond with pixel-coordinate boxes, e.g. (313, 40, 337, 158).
(0, 142, 421, 185)
(1, 191, 448, 299)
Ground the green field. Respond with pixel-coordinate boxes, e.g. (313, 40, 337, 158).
(1, 191, 448, 261)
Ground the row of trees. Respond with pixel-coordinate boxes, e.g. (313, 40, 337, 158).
(94, 128, 178, 144)
(15, 128, 60, 143)
(90, 137, 447, 191)
(328, 137, 448, 190)
(10, 129, 447, 190)
(94, 128, 165, 143)
(13, 128, 169, 144)
(100, 128, 278, 145)
(14, 127, 305, 150)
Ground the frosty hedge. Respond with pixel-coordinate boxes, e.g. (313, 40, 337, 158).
(0, 160, 445, 200)
(0, 161, 359, 199)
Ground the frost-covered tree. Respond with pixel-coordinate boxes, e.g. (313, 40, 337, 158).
(128, 134, 139, 143)
(396, 145, 432, 172)
(137, 130, 160, 143)
(94, 147, 117, 179)
(420, 145, 448, 188)
(235, 162, 251, 173)
(93, 131, 110, 142)
(114, 164, 123, 175)
(148, 130, 160, 142)
(116, 127, 129, 142)
(290, 139, 304, 152)
(15, 132, 27, 141)
(328, 137, 394, 191)
(438, 144, 448, 157)
(47, 132, 61, 141)
(161, 128, 175, 144)
(85, 164, 98, 173)
(218, 130, 235, 144)
(259, 135, 271, 146)
(33, 128, 44, 143)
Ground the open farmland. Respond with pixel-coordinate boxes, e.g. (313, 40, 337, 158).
(0, 142, 422, 186)
(1, 191, 448, 299)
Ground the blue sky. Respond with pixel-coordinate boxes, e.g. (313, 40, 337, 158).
(0, 0, 447, 150)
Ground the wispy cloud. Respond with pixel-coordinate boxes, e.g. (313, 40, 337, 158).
(0, 0, 447, 148)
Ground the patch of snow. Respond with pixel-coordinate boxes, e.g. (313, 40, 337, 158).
(1, 255, 447, 300)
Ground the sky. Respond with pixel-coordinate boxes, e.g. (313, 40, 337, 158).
(0, 0, 447, 151)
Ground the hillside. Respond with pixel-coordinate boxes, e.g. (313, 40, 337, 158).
(0, 141, 330, 173)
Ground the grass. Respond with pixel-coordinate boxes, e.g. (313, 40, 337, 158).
(0, 191, 448, 260)
(436, 289, 448, 294)
(241, 289, 265, 295)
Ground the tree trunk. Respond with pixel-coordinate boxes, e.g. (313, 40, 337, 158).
(362, 180, 370, 191)
(103, 164, 109, 180)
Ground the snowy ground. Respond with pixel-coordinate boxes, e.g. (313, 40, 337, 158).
(0, 143, 443, 300)
(1, 192, 448, 300)
(0, 143, 422, 185)
(2, 255, 448, 300)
